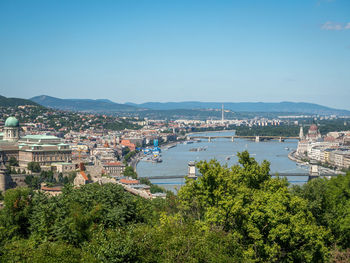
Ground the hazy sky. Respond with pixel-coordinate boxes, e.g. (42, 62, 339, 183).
(0, 0, 349, 109)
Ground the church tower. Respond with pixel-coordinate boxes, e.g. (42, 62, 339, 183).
(3, 117, 20, 142)
(299, 126, 304, 140)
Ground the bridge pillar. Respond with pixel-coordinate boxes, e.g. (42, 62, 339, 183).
(308, 162, 320, 181)
(231, 136, 234, 142)
(187, 161, 197, 179)
(208, 137, 211, 142)
(255, 136, 260, 142)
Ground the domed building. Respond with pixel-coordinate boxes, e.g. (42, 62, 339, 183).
(3, 116, 20, 142)
(0, 117, 21, 165)
(0, 116, 72, 169)
(306, 124, 321, 142)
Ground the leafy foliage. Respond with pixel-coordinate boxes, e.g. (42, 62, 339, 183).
(176, 151, 329, 262)
(27, 162, 41, 173)
(292, 171, 350, 249)
(123, 150, 137, 163)
(8, 157, 19, 167)
(123, 166, 138, 179)
(235, 125, 300, 137)
(1, 152, 350, 262)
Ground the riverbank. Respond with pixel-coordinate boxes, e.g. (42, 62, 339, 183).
(132, 139, 183, 170)
(130, 152, 142, 170)
(288, 150, 307, 164)
(288, 150, 344, 175)
(187, 129, 236, 136)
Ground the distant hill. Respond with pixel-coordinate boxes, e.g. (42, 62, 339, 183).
(126, 101, 350, 115)
(31, 95, 139, 112)
(29, 95, 350, 116)
(0, 95, 40, 107)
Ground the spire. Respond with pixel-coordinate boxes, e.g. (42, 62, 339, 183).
(221, 104, 224, 122)
(299, 126, 304, 140)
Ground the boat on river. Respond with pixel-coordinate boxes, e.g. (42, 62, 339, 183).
(189, 147, 207, 152)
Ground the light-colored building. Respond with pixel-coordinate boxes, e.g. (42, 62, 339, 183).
(18, 142, 71, 167)
(344, 155, 350, 169)
(331, 150, 350, 168)
(51, 162, 76, 173)
(297, 140, 308, 155)
(308, 146, 323, 161)
(102, 161, 126, 177)
(73, 171, 90, 187)
(0, 117, 72, 168)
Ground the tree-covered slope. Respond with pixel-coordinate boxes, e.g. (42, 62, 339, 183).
(0, 95, 39, 107)
(31, 95, 139, 112)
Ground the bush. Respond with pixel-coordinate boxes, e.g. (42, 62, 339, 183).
(27, 162, 41, 173)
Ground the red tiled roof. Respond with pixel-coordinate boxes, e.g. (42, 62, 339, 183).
(80, 171, 89, 181)
(309, 124, 318, 131)
(104, 162, 123, 166)
(324, 136, 336, 142)
(120, 179, 139, 184)
(41, 186, 62, 191)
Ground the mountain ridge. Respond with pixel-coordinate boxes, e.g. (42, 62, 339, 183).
(29, 95, 350, 115)
(126, 101, 350, 115)
(30, 95, 139, 112)
(0, 95, 40, 107)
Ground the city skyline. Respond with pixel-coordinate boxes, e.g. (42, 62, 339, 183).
(1, 0, 349, 109)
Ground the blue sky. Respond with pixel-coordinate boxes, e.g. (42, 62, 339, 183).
(0, 0, 349, 109)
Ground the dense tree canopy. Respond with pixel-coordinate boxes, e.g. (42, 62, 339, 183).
(176, 152, 329, 262)
(27, 162, 41, 173)
(1, 151, 350, 262)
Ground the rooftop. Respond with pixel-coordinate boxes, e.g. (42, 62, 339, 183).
(104, 161, 124, 166)
(41, 186, 62, 191)
(5, 117, 19, 127)
(80, 171, 89, 181)
(21, 134, 59, 140)
(120, 178, 139, 184)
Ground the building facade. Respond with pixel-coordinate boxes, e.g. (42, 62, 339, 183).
(102, 161, 126, 177)
(0, 117, 72, 168)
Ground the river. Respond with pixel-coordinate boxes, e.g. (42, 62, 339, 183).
(136, 131, 308, 192)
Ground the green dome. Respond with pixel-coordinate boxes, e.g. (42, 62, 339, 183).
(5, 117, 19, 127)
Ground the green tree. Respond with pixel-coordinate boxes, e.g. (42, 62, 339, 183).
(0, 188, 33, 240)
(293, 171, 350, 249)
(9, 157, 19, 167)
(123, 166, 137, 179)
(82, 227, 139, 263)
(123, 151, 137, 163)
(58, 173, 64, 183)
(27, 162, 41, 173)
(24, 175, 41, 189)
(27, 183, 152, 246)
(1, 239, 82, 263)
(132, 219, 242, 262)
(176, 151, 330, 262)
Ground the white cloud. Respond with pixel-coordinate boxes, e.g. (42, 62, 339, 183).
(317, 0, 336, 6)
(321, 21, 350, 30)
